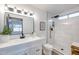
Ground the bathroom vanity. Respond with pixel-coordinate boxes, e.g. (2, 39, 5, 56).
(0, 8, 46, 55)
(0, 36, 45, 55)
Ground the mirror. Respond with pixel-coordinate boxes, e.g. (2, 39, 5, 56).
(5, 12, 34, 35)
(23, 17, 34, 34)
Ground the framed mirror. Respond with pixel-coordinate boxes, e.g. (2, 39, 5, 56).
(5, 12, 34, 35)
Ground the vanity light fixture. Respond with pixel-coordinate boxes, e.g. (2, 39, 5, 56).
(30, 13, 33, 16)
(29, 11, 34, 16)
(24, 11, 28, 15)
(23, 9, 28, 15)
(4, 4, 8, 11)
(17, 9, 22, 14)
(22, 9, 29, 16)
(4, 4, 34, 17)
(8, 7, 14, 12)
(14, 7, 22, 14)
(5, 4, 15, 13)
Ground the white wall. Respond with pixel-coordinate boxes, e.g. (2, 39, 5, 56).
(0, 4, 5, 32)
(46, 12, 56, 44)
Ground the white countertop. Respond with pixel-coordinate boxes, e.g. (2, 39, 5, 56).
(0, 36, 44, 49)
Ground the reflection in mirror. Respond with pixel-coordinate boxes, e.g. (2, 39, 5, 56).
(7, 17, 23, 35)
(5, 12, 34, 35)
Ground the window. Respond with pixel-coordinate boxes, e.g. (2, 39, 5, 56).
(13, 24, 22, 32)
(7, 17, 23, 35)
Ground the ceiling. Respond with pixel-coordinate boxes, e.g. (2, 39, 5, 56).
(31, 4, 79, 15)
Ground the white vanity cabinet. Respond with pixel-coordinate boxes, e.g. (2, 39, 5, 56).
(28, 45, 42, 55)
(14, 45, 42, 55)
(0, 37, 45, 55)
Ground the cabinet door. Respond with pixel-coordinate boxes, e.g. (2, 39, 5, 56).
(14, 46, 42, 55)
(14, 51, 26, 55)
(12, 49, 28, 55)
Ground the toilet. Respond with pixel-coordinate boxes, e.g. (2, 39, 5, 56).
(43, 44, 53, 55)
